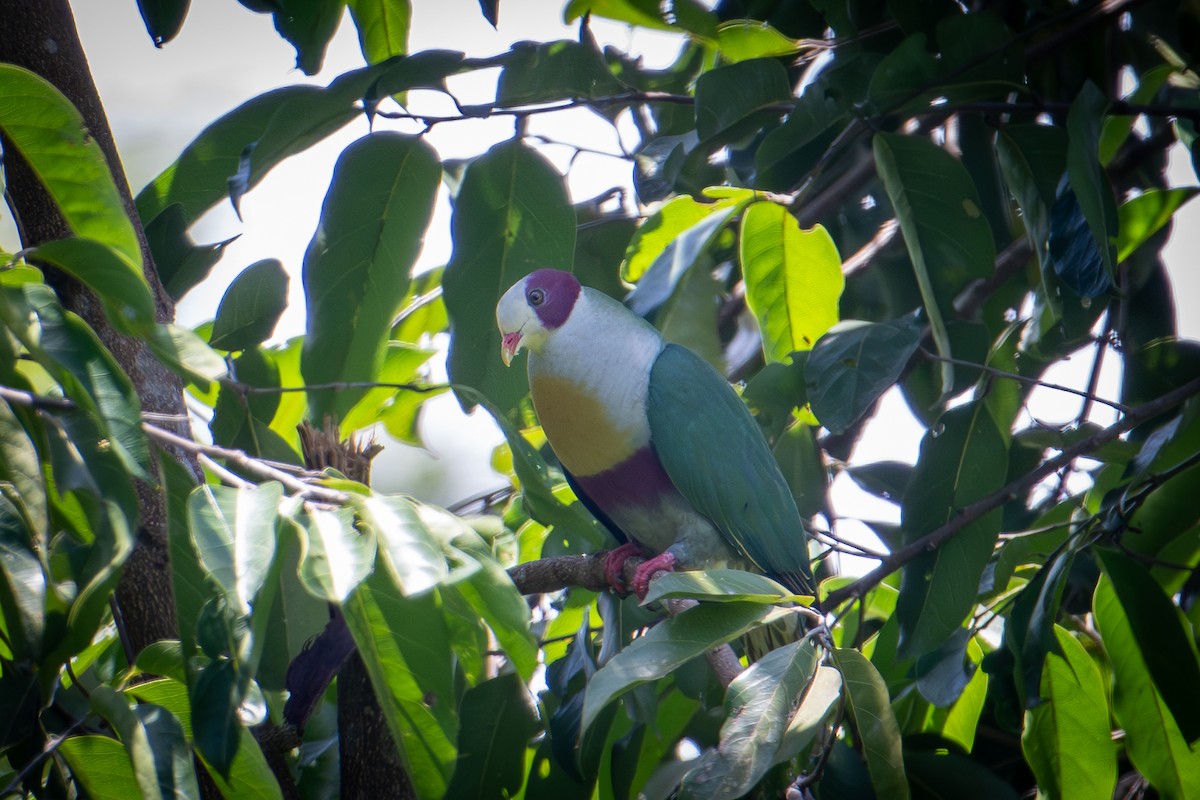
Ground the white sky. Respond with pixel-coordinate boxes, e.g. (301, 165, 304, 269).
(5, 2, 1197, 563)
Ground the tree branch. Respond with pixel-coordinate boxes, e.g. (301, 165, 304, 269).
(823, 374, 1200, 609)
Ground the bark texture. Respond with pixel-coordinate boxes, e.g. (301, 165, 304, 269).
(0, 0, 195, 661)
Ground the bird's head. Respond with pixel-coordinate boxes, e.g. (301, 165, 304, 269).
(496, 269, 582, 365)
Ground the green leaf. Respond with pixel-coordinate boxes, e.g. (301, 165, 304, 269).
(563, 0, 718, 40)
(1021, 626, 1117, 800)
(805, 316, 922, 434)
(136, 0, 190, 46)
(695, 59, 792, 142)
(622, 194, 739, 284)
(0, 65, 142, 269)
(352, 495, 449, 596)
(997, 123, 1068, 278)
(187, 482, 282, 615)
(144, 203, 238, 301)
(444, 140, 576, 415)
(90, 686, 201, 800)
(773, 664, 842, 765)
(497, 39, 625, 107)
(341, 566, 458, 799)
(1096, 548, 1200, 744)
(868, 33, 940, 110)
(897, 401, 1007, 659)
(0, 492, 45, 662)
(1093, 577, 1200, 799)
(443, 536, 538, 680)
(681, 639, 820, 799)
(209, 259, 289, 351)
(715, 21, 807, 63)
(294, 506, 376, 603)
(1099, 65, 1172, 165)
(128, 677, 284, 800)
(740, 203, 844, 364)
(338, 341, 436, 434)
(1065, 81, 1117, 284)
(302, 133, 440, 421)
(190, 659, 240, 777)
(137, 52, 465, 227)
(873, 131, 995, 396)
(582, 603, 785, 730)
(246, 0, 344, 75)
(1116, 187, 1199, 263)
(626, 205, 742, 317)
(642, 569, 809, 606)
(8, 285, 150, 480)
(348, 0, 410, 64)
(29, 238, 156, 335)
(59, 736, 142, 799)
(445, 671, 541, 798)
(833, 648, 909, 800)
(147, 323, 228, 391)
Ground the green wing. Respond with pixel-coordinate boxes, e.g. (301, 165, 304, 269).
(647, 344, 814, 595)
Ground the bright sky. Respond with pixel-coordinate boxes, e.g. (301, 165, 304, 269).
(8, 2, 1198, 567)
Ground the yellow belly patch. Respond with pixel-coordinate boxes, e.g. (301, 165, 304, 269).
(531, 375, 640, 476)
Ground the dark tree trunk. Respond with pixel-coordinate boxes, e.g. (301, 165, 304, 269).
(0, 0, 196, 667)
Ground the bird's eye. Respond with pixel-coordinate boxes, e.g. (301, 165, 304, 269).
(528, 288, 546, 306)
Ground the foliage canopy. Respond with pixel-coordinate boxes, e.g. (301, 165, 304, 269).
(2, 1, 1200, 798)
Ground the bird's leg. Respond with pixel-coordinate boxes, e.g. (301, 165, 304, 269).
(603, 542, 645, 593)
(632, 552, 676, 600)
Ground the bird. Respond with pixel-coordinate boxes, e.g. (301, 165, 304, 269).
(495, 268, 814, 600)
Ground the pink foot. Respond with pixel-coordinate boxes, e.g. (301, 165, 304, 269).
(632, 552, 676, 600)
(603, 543, 645, 594)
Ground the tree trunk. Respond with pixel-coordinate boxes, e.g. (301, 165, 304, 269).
(0, 0, 196, 660)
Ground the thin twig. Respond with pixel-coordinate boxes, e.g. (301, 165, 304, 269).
(142, 422, 349, 505)
(824, 375, 1200, 609)
(917, 347, 1130, 414)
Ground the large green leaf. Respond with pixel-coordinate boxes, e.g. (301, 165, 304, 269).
(582, 603, 785, 730)
(694, 59, 792, 143)
(1021, 626, 1117, 800)
(136, 51, 466, 227)
(90, 686, 201, 800)
(445, 671, 541, 798)
(186, 482, 282, 615)
(302, 133, 440, 421)
(128, 678, 283, 800)
(622, 195, 737, 284)
(563, 0, 718, 40)
(444, 140, 576, 415)
(1096, 548, 1200, 744)
(144, 203, 238, 301)
(59, 735, 142, 799)
(0, 492, 45, 662)
(29, 238, 156, 335)
(352, 494, 449, 597)
(1116, 187, 1199, 263)
(240, 0, 343, 75)
(833, 648, 909, 800)
(643, 569, 808, 606)
(896, 401, 1007, 659)
(740, 203, 843, 364)
(1094, 578, 1200, 798)
(496, 39, 626, 107)
(681, 639, 820, 799)
(0, 65, 142, 269)
(805, 315, 922, 434)
(340, 565, 458, 800)
(6, 285, 150, 481)
(209, 259, 289, 352)
(348, 0, 410, 64)
(772, 664, 843, 765)
(715, 21, 806, 63)
(996, 123, 1068, 279)
(874, 131, 995, 396)
(293, 506, 376, 603)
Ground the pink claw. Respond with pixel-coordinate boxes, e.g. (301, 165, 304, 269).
(632, 552, 676, 600)
(603, 543, 644, 593)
